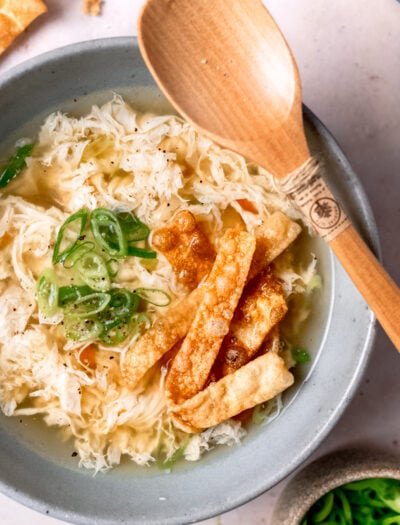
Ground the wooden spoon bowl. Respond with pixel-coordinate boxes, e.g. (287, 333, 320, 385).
(138, 0, 400, 349)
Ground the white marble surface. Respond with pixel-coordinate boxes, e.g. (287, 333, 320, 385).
(0, 1, 399, 524)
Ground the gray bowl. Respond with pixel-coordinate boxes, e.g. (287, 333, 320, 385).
(0, 37, 378, 525)
(271, 448, 400, 524)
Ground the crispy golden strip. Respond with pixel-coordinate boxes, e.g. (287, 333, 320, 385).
(170, 352, 294, 433)
(152, 210, 215, 290)
(217, 267, 287, 377)
(122, 287, 202, 387)
(124, 212, 298, 390)
(0, 0, 47, 55)
(249, 211, 301, 280)
(82, 0, 102, 16)
(165, 229, 256, 404)
(208, 325, 281, 384)
(257, 325, 281, 355)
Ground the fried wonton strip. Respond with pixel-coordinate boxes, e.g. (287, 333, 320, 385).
(0, 0, 47, 55)
(257, 325, 281, 355)
(216, 267, 287, 377)
(122, 287, 202, 387)
(165, 229, 256, 404)
(170, 352, 294, 433)
(82, 0, 102, 16)
(152, 210, 215, 290)
(249, 211, 302, 280)
(207, 325, 281, 384)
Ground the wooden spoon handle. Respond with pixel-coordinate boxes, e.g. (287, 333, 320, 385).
(279, 157, 400, 350)
(329, 226, 400, 350)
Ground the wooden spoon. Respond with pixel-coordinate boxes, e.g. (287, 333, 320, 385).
(138, 0, 400, 350)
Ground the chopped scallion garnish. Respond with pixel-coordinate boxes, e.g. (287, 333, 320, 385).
(116, 211, 150, 242)
(291, 347, 311, 363)
(106, 258, 119, 278)
(64, 292, 111, 318)
(301, 478, 400, 525)
(36, 269, 59, 317)
(37, 207, 168, 345)
(0, 143, 34, 189)
(52, 209, 88, 265)
(63, 241, 95, 269)
(58, 285, 93, 306)
(75, 251, 111, 292)
(64, 317, 104, 341)
(135, 287, 171, 307)
(127, 245, 157, 259)
(90, 208, 127, 258)
(158, 437, 190, 470)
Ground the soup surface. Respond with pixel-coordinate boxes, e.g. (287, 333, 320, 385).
(0, 96, 319, 471)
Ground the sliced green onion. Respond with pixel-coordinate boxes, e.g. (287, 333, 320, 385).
(134, 287, 171, 306)
(64, 317, 103, 341)
(99, 318, 132, 346)
(109, 288, 139, 317)
(382, 517, 400, 525)
(38, 207, 158, 345)
(313, 492, 334, 522)
(292, 347, 311, 363)
(374, 479, 400, 513)
(0, 143, 34, 189)
(133, 312, 151, 331)
(106, 258, 119, 278)
(127, 246, 157, 259)
(100, 289, 139, 331)
(158, 437, 190, 470)
(64, 292, 111, 318)
(36, 269, 59, 317)
(52, 209, 88, 264)
(302, 478, 400, 525)
(58, 285, 93, 306)
(116, 211, 150, 242)
(75, 251, 111, 291)
(90, 208, 127, 258)
(336, 489, 352, 523)
(63, 241, 95, 269)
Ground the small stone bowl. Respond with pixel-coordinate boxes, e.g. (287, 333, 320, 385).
(271, 448, 400, 525)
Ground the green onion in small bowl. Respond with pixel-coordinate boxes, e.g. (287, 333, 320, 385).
(301, 477, 400, 524)
(271, 449, 400, 525)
